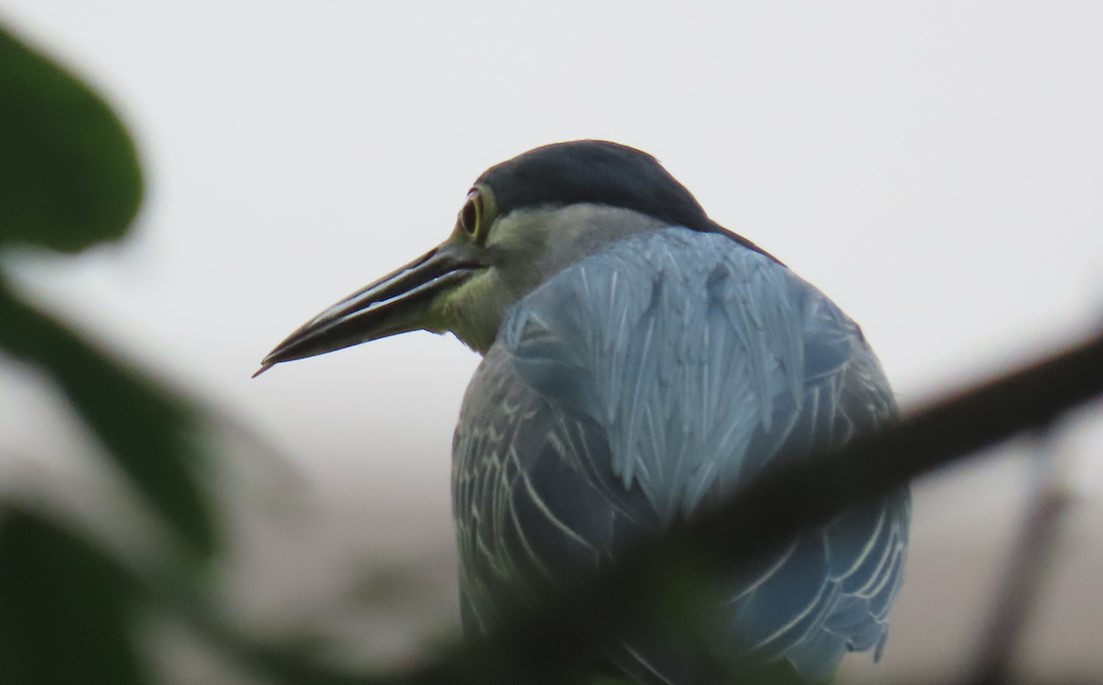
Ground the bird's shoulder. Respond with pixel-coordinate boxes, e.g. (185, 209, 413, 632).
(455, 226, 908, 678)
(492, 226, 895, 519)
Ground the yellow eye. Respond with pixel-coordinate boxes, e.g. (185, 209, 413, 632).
(458, 189, 481, 235)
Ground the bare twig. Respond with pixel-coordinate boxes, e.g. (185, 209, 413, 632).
(967, 430, 1074, 685)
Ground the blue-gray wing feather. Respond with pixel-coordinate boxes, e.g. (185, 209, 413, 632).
(452, 227, 909, 681)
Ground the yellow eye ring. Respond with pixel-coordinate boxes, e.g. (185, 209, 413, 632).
(458, 188, 481, 235)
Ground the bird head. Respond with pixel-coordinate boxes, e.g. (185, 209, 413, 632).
(256, 140, 764, 374)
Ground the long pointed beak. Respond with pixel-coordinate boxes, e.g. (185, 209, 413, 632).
(254, 243, 480, 376)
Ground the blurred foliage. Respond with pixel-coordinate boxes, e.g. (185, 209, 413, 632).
(0, 20, 213, 685)
(0, 24, 142, 252)
(0, 512, 144, 685)
(0, 21, 212, 555)
(0, 286, 214, 554)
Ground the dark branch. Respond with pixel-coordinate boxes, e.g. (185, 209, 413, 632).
(393, 329, 1103, 685)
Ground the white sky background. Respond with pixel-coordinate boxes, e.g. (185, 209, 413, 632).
(1, 1, 1102, 681)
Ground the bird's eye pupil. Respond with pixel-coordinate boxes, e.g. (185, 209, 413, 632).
(459, 191, 480, 235)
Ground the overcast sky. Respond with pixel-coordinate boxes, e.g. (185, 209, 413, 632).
(1, 2, 1102, 680)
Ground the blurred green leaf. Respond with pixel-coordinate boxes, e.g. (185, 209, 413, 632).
(0, 510, 144, 685)
(0, 283, 215, 556)
(0, 23, 142, 252)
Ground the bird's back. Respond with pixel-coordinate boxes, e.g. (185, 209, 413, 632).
(452, 226, 909, 682)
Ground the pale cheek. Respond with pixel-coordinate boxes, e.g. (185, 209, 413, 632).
(439, 296, 498, 354)
(432, 266, 517, 354)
